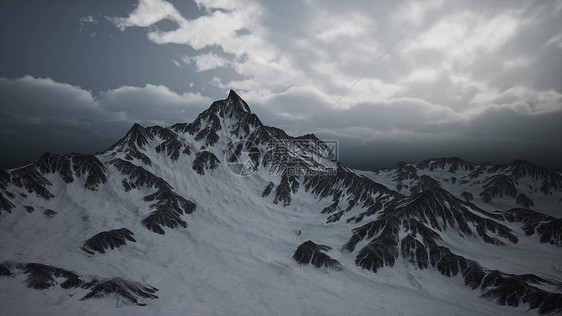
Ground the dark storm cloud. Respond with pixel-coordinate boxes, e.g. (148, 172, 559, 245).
(0, 76, 210, 169)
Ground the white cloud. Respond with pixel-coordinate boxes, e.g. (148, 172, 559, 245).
(111, 0, 183, 31)
(113, 0, 304, 94)
(470, 85, 562, 115)
(545, 33, 562, 49)
(400, 68, 440, 83)
(101, 0, 562, 168)
(187, 52, 230, 72)
(195, 0, 240, 11)
(393, 0, 444, 25)
(405, 11, 519, 68)
(313, 11, 375, 42)
(502, 57, 531, 69)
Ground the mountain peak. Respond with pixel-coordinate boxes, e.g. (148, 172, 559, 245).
(226, 89, 251, 113)
(227, 89, 239, 100)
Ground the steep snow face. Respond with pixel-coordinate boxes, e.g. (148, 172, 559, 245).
(1, 91, 561, 315)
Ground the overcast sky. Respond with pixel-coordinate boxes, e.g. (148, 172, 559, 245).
(1, 0, 561, 170)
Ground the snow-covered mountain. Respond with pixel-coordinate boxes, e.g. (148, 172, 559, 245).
(1, 91, 561, 315)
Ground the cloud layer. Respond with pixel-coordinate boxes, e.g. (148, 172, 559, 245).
(110, 0, 562, 122)
(1, 0, 561, 170)
(0, 76, 210, 169)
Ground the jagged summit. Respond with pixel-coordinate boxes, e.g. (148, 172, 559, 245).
(416, 157, 475, 173)
(204, 89, 253, 118)
(227, 89, 251, 112)
(296, 133, 320, 141)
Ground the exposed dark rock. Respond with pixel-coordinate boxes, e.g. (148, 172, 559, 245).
(16, 262, 84, 290)
(110, 159, 196, 234)
(10, 166, 54, 200)
(516, 193, 534, 209)
(182, 144, 193, 155)
(401, 234, 429, 269)
(495, 159, 562, 195)
(261, 182, 274, 197)
(192, 151, 220, 175)
(245, 123, 337, 178)
(321, 200, 339, 215)
(30, 152, 108, 191)
(410, 175, 442, 195)
(1, 261, 158, 306)
(142, 210, 185, 234)
(82, 228, 136, 254)
(461, 191, 473, 202)
(180, 90, 262, 146)
(0, 172, 13, 212)
(429, 245, 466, 277)
(304, 163, 397, 223)
(194, 127, 220, 146)
(170, 122, 192, 134)
(108, 123, 153, 166)
(392, 189, 517, 244)
(110, 158, 169, 191)
(326, 210, 345, 223)
(416, 157, 475, 173)
(0, 191, 15, 214)
(338, 181, 561, 314)
(124, 123, 151, 147)
(247, 125, 289, 147)
(344, 206, 561, 314)
(24, 205, 34, 213)
(496, 208, 562, 247)
(71, 154, 107, 190)
(0, 170, 10, 190)
(346, 216, 400, 272)
(479, 270, 562, 314)
(231, 113, 263, 138)
(0, 262, 12, 276)
(142, 189, 196, 234)
(35, 152, 74, 183)
(505, 159, 560, 180)
(81, 278, 158, 306)
(226, 89, 252, 113)
(273, 174, 299, 206)
(392, 162, 419, 183)
(43, 209, 57, 218)
(342, 186, 524, 290)
(150, 127, 183, 161)
(480, 175, 518, 203)
(467, 166, 488, 179)
(293, 241, 342, 270)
